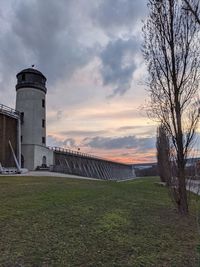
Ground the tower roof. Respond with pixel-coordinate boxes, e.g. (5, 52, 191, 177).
(16, 68, 46, 80)
(16, 67, 47, 93)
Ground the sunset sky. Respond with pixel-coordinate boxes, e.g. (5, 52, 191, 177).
(0, 0, 158, 164)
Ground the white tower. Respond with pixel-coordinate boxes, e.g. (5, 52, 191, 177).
(15, 68, 53, 170)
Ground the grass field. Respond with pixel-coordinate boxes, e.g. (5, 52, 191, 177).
(0, 176, 199, 267)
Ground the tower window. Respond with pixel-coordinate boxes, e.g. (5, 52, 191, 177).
(21, 136, 23, 142)
(21, 112, 24, 124)
(22, 73, 26, 81)
(42, 99, 45, 108)
(42, 137, 45, 144)
(42, 119, 45, 128)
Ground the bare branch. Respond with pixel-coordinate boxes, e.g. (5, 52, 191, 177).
(143, 0, 200, 215)
(183, 0, 200, 25)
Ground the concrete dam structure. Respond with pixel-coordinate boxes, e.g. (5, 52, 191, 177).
(51, 147, 134, 180)
(0, 67, 136, 180)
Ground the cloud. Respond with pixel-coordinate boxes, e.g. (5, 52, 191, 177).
(99, 38, 140, 97)
(117, 125, 157, 137)
(56, 110, 63, 120)
(0, 0, 145, 104)
(118, 126, 146, 131)
(0, 1, 154, 163)
(0, 0, 96, 97)
(47, 110, 67, 125)
(63, 138, 77, 148)
(83, 135, 155, 151)
(80, 107, 146, 120)
(47, 135, 77, 149)
(47, 133, 156, 163)
(47, 135, 65, 147)
(92, 0, 147, 34)
(13, 0, 95, 83)
(59, 130, 108, 137)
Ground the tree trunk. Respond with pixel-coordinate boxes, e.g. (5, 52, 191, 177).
(143, 0, 200, 215)
(176, 99, 188, 214)
(177, 165, 188, 215)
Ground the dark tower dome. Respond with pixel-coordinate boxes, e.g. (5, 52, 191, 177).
(16, 68, 47, 93)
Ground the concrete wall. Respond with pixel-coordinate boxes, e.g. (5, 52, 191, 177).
(16, 87, 46, 146)
(52, 152, 136, 180)
(34, 145, 54, 169)
(21, 144, 53, 170)
(0, 113, 18, 167)
(21, 144, 34, 170)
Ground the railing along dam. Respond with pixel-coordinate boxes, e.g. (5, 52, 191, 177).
(50, 147, 136, 180)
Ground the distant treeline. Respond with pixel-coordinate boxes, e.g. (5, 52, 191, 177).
(134, 161, 200, 178)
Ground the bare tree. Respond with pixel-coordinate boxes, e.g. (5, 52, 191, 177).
(183, 0, 200, 25)
(143, 0, 200, 215)
(157, 124, 171, 185)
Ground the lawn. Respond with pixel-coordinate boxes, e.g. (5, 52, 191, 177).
(0, 176, 199, 267)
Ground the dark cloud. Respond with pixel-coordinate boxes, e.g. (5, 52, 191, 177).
(12, 0, 94, 83)
(0, 1, 154, 163)
(93, 0, 147, 33)
(92, 0, 147, 97)
(83, 135, 155, 151)
(0, 0, 95, 96)
(100, 38, 139, 97)
(0, 0, 146, 105)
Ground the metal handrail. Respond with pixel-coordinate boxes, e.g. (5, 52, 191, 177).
(49, 146, 100, 159)
(0, 103, 20, 119)
(48, 146, 130, 166)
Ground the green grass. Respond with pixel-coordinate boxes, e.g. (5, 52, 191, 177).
(0, 176, 199, 267)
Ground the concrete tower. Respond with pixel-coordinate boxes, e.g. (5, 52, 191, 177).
(16, 68, 53, 170)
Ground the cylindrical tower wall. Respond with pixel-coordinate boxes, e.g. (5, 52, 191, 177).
(15, 68, 47, 148)
(16, 88, 46, 146)
(14, 68, 54, 170)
